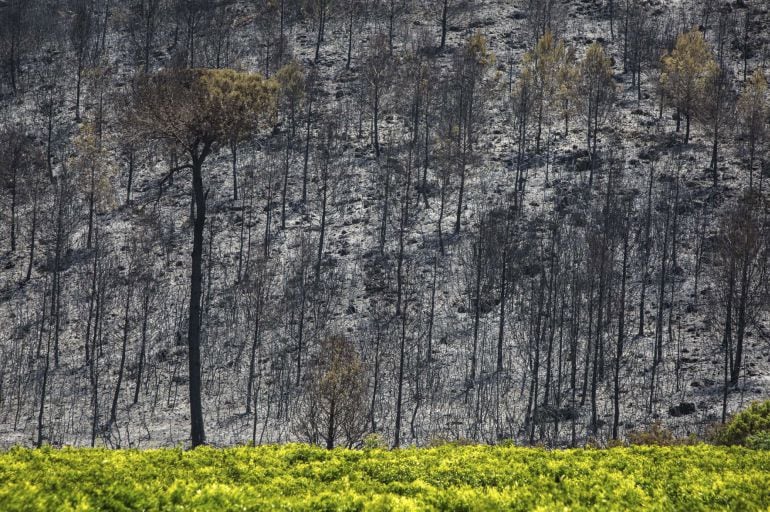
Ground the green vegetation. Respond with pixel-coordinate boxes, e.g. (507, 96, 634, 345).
(1, 444, 768, 511)
(713, 400, 770, 447)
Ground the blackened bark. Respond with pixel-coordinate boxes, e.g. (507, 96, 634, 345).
(188, 145, 211, 448)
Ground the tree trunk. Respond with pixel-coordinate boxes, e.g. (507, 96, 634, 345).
(89, 307, 99, 447)
(440, 0, 448, 49)
(278, 0, 285, 65)
(246, 283, 262, 414)
(52, 181, 64, 368)
(134, 292, 150, 405)
(470, 232, 482, 383)
(649, 200, 670, 414)
(370, 328, 381, 432)
(732, 254, 750, 384)
(613, 221, 629, 440)
(36, 331, 51, 448)
(296, 279, 306, 386)
(395, 148, 412, 316)
(87, 167, 95, 250)
(581, 279, 595, 407)
(75, 64, 82, 122)
(10, 165, 16, 252)
(110, 280, 132, 426)
(638, 165, 653, 336)
(722, 257, 735, 421)
(346, 8, 354, 69)
(25, 182, 39, 283)
(393, 290, 408, 448)
(437, 173, 446, 254)
(314, 2, 325, 63)
(231, 142, 239, 201)
(427, 255, 437, 362)
(326, 397, 336, 449)
(126, 148, 134, 204)
(302, 98, 313, 205)
(591, 252, 606, 434)
(455, 159, 466, 234)
(379, 163, 390, 254)
(497, 253, 507, 373)
(711, 121, 719, 187)
(84, 240, 98, 365)
(188, 150, 209, 448)
(373, 89, 380, 158)
(281, 133, 290, 229)
(315, 166, 328, 286)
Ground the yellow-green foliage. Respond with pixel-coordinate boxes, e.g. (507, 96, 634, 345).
(519, 31, 576, 126)
(130, 68, 278, 150)
(71, 122, 117, 212)
(737, 69, 768, 156)
(714, 400, 770, 447)
(465, 32, 495, 69)
(1, 444, 769, 510)
(660, 29, 718, 118)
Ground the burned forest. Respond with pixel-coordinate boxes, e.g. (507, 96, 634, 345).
(0, 0, 769, 449)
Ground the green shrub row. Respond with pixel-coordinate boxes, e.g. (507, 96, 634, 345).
(1, 444, 769, 511)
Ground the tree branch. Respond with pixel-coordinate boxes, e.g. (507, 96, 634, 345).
(157, 163, 193, 199)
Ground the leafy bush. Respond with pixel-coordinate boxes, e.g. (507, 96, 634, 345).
(1, 444, 769, 510)
(714, 400, 770, 446)
(426, 436, 476, 448)
(746, 432, 770, 450)
(362, 433, 387, 450)
(627, 421, 678, 446)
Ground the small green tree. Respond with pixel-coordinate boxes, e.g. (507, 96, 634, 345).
(71, 122, 116, 250)
(306, 0, 333, 62)
(660, 29, 718, 144)
(737, 70, 768, 190)
(698, 63, 732, 186)
(363, 32, 394, 159)
(275, 59, 305, 140)
(714, 191, 766, 396)
(0, 124, 39, 254)
(521, 31, 575, 154)
(452, 32, 495, 234)
(275, 59, 306, 227)
(577, 42, 616, 187)
(208, 68, 279, 201)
